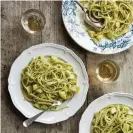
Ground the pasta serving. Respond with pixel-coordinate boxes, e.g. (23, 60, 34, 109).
(81, 0, 133, 42)
(21, 56, 79, 110)
(91, 104, 133, 133)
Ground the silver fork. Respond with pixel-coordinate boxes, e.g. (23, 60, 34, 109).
(23, 101, 62, 127)
(75, 1, 104, 30)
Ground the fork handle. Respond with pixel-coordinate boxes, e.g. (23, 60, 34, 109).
(75, 1, 86, 12)
(23, 110, 45, 127)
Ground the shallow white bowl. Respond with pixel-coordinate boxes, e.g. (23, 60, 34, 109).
(8, 43, 89, 124)
(79, 92, 133, 133)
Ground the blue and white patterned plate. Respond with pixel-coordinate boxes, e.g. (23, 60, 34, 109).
(62, 0, 133, 54)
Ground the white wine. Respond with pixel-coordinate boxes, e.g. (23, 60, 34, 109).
(28, 15, 42, 32)
(96, 60, 120, 83)
(21, 9, 45, 34)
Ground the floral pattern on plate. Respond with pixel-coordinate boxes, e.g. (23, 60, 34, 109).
(62, 0, 133, 54)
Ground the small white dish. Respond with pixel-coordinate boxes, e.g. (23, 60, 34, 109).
(79, 92, 133, 133)
(8, 43, 89, 124)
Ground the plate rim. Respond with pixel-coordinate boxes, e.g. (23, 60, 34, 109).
(79, 92, 133, 133)
(8, 43, 89, 124)
(62, 0, 133, 55)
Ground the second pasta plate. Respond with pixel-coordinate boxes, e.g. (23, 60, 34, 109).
(79, 92, 133, 133)
(8, 43, 89, 124)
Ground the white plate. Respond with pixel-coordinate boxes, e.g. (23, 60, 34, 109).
(62, 0, 133, 54)
(79, 92, 133, 133)
(8, 43, 89, 124)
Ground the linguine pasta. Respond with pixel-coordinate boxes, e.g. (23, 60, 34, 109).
(81, 0, 133, 42)
(91, 104, 133, 133)
(21, 56, 79, 110)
